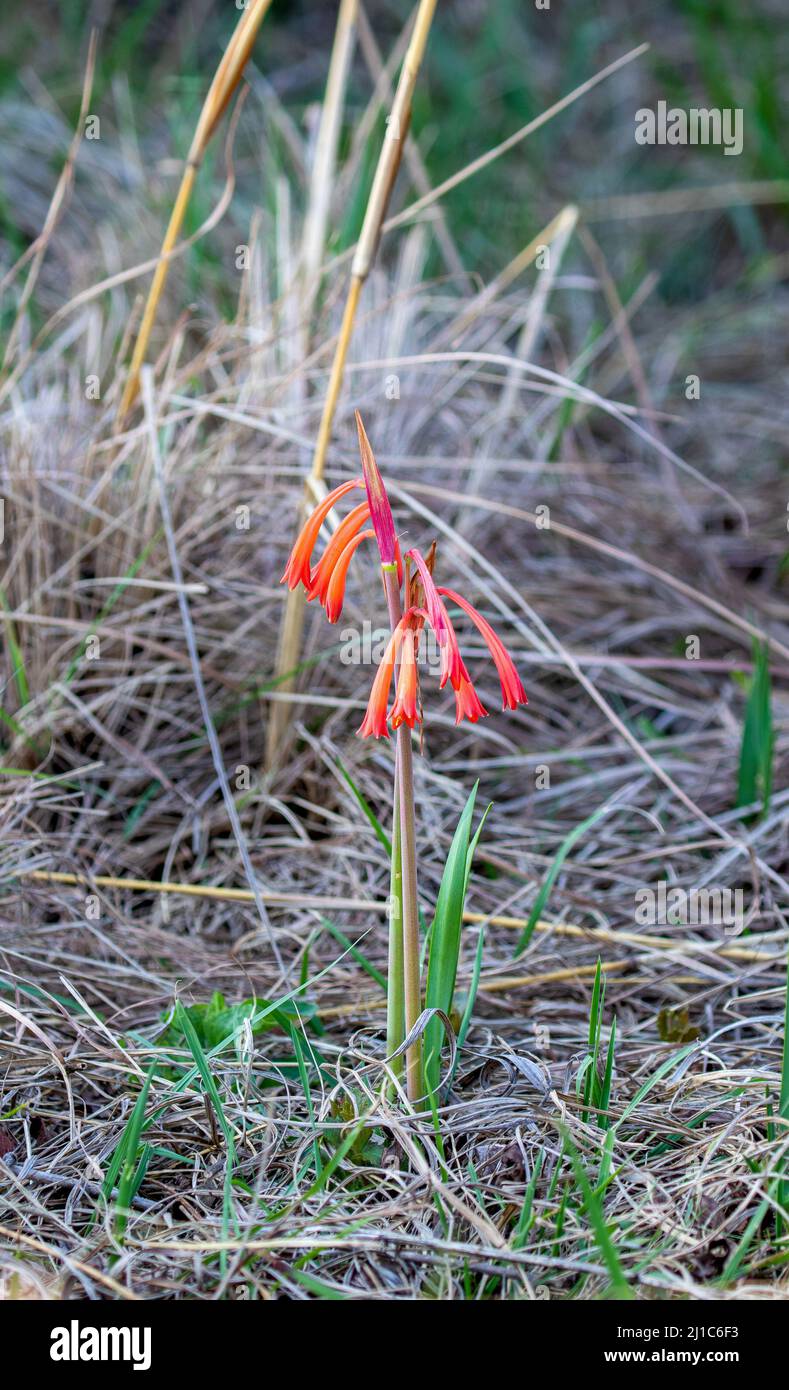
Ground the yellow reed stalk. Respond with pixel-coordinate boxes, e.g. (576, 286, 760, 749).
(22, 870, 776, 966)
(115, 0, 273, 428)
(266, 0, 439, 768)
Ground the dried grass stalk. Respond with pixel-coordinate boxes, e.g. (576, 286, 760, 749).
(115, 0, 273, 427)
(2, 32, 98, 367)
(300, 0, 359, 324)
(22, 872, 777, 966)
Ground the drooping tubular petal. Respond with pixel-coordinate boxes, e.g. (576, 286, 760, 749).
(390, 625, 420, 730)
(435, 600, 464, 691)
(307, 501, 370, 605)
(281, 478, 363, 590)
(453, 672, 488, 725)
(325, 529, 374, 624)
(355, 411, 397, 566)
(406, 547, 448, 647)
(358, 621, 406, 739)
(437, 587, 528, 710)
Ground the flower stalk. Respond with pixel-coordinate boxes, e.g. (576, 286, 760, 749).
(381, 560, 423, 1105)
(386, 763, 404, 1083)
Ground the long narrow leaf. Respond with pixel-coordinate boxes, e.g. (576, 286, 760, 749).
(564, 1130, 632, 1299)
(515, 801, 610, 954)
(424, 784, 491, 1096)
(736, 640, 773, 817)
(336, 756, 392, 854)
(0, 585, 29, 710)
(113, 1064, 154, 1246)
(176, 1001, 238, 1268)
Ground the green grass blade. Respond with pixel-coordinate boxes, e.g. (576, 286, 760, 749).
(288, 1022, 323, 1179)
(613, 1042, 698, 1131)
(582, 959, 605, 1123)
(457, 925, 486, 1055)
(736, 640, 773, 818)
(320, 918, 386, 990)
(336, 755, 392, 854)
(112, 1063, 154, 1246)
(175, 1001, 234, 1149)
(720, 1195, 771, 1286)
(515, 800, 610, 954)
(290, 1268, 348, 1299)
(176, 1001, 237, 1267)
(599, 1014, 617, 1130)
(0, 705, 33, 748)
(0, 585, 30, 710)
(564, 1130, 633, 1299)
(597, 1127, 616, 1189)
(513, 1148, 544, 1249)
(131, 1142, 153, 1199)
(424, 784, 491, 1096)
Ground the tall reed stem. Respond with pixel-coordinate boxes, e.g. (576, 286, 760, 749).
(382, 564, 423, 1104)
(115, 0, 273, 428)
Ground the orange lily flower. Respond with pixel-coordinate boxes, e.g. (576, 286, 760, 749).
(437, 587, 528, 710)
(281, 478, 363, 591)
(282, 479, 403, 625)
(358, 618, 408, 739)
(390, 624, 420, 730)
(355, 574, 527, 737)
(453, 670, 488, 725)
(307, 501, 371, 605)
(325, 529, 375, 624)
(280, 426, 527, 739)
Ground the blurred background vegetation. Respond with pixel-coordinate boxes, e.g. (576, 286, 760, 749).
(1, 0, 786, 288)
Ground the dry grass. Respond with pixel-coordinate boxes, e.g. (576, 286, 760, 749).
(115, 0, 275, 427)
(1, 19, 788, 1300)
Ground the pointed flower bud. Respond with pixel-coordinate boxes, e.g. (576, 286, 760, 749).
(355, 410, 397, 566)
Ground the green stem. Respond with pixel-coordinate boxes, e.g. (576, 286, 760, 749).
(386, 764, 404, 1084)
(382, 565, 423, 1104)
